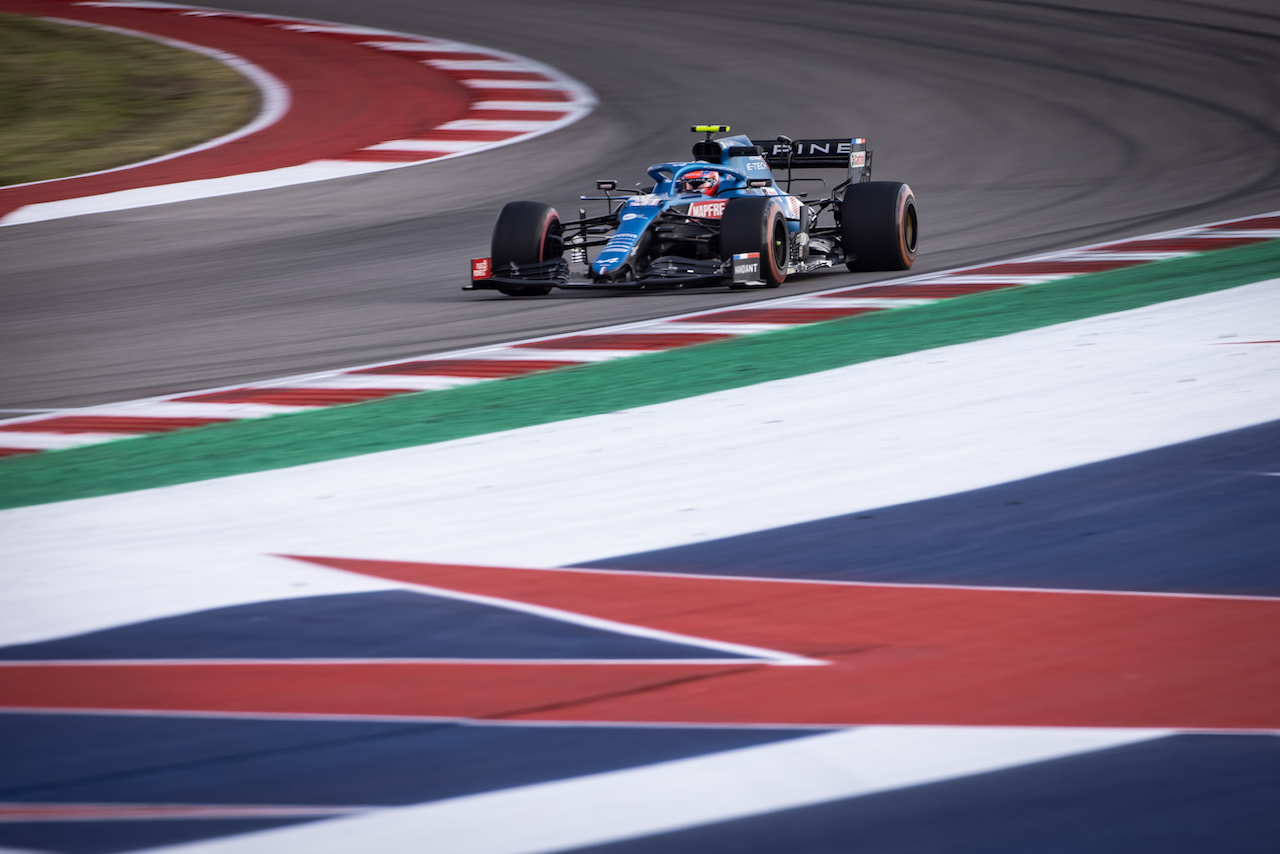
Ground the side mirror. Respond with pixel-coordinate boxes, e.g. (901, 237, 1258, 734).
(747, 178, 771, 189)
(596, 180, 617, 191)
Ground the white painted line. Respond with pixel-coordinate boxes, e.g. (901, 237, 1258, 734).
(0, 658, 768, 667)
(1204, 229, 1280, 238)
(380, 579, 827, 664)
(461, 80, 567, 89)
(275, 24, 412, 36)
(372, 351, 595, 364)
(0, 432, 135, 450)
(475, 349, 657, 361)
(791, 297, 937, 307)
(362, 140, 489, 153)
(909, 274, 1066, 284)
(436, 119, 564, 132)
(76, 2, 194, 8)
(283, 375, 482, 391)
(470, 101, 577, 111)
(640, 322, 795, 334)
(0, 161, 400, 226)
(424, 59, 534, 71)
(65, 402, 304, 419)
(145, 726, 1169, 854)
(1074, 251, 1195, 261)
(359, 41, 459, 52)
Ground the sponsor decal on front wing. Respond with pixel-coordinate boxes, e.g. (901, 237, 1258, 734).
(471, 257, 492, 279)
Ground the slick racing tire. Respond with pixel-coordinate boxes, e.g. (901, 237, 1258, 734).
(491, 200, 563, 296)
(720, 196, 789, 288)
(841, 182, 917, 272)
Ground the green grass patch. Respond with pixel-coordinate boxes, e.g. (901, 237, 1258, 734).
(0, 13, 258, 185)
(2, 239, 1277, 509)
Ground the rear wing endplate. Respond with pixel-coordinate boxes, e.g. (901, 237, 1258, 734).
(750, 137, 872, 182)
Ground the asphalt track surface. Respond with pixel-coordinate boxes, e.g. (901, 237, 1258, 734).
(2, 0, 1280, 413)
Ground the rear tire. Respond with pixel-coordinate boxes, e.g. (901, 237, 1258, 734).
(491, 201, 562, 296)
(720, 196, 789, 288)
(841, 182, 917, 272)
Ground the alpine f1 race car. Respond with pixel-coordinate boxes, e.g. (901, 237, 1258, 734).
(466, 126, 917, 296)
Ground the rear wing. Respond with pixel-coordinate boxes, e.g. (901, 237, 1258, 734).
(750, 137, 872, 182)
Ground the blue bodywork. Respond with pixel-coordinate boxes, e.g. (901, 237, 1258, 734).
(588, 134, 799, 281)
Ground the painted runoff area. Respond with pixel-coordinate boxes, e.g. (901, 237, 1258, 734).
(1, 266, 1278, 851)
(0, 270, 1276, 852)
(129, 726, 1170, 854)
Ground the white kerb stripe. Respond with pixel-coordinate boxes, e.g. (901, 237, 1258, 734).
(470, 101, 579, 111)
(363, 140, 490, 153)
(461, 80, 565, 89)
(437, 119, 564, 132)
(425, 59, 534, 71)
(147, 726, 1170, 854)
(0, 433, 135, 450)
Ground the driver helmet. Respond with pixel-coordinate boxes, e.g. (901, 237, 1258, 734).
(678, 170, 720, 196)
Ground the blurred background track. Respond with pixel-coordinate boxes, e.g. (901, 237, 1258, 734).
(2, 0, 1278, 411)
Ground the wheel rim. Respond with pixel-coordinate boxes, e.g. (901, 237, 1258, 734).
(902, 203, 918, 254)
(770, 217, 787, 269)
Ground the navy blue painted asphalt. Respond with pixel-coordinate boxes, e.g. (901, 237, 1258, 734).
(564, 734, 1280, 854)
(0, 713, 819, 853)
(583, 419, 1280, 596)
(0, 590, 746, 661)
(2, 422, 1275, 852)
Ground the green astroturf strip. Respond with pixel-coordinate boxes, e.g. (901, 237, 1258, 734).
(2, 238, 1278, 509)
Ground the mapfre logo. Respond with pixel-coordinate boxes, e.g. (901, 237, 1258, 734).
(689, 200, 727, 219)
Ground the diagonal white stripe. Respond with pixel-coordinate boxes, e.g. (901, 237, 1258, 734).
(437, 119, 563, 132)
(469, 101, 580, 111)
(143, 726, 1171, 854)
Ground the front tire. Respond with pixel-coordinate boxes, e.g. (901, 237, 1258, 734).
(491, 200, 562, 296)
(720, 196, 789, 288)
(841, 182, 917, 272)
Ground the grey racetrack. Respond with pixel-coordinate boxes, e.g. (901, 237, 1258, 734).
(2, 0, 1278, 411)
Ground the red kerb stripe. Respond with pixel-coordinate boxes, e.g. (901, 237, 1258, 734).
(970, 259, 1149, 275)
(335, 150, 445, 162)
(515, 333, 735, 351)
(678, 307, 883, 324)
(0, 416, 234, 434)
(1090, 236, 1269, 252)
(354, 359, 581, 378)
(822, 283, 1020, 298)
(1208, 215, 1280, 230)
(0, 448, 39, 458)
(176, 388, 414, 406)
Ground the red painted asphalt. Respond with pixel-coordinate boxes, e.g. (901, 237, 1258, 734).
(0, 0, 473, 218)
(2, 556, 1275, 731)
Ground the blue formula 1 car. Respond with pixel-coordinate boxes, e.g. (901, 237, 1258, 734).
(466, 126, 917, 296)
